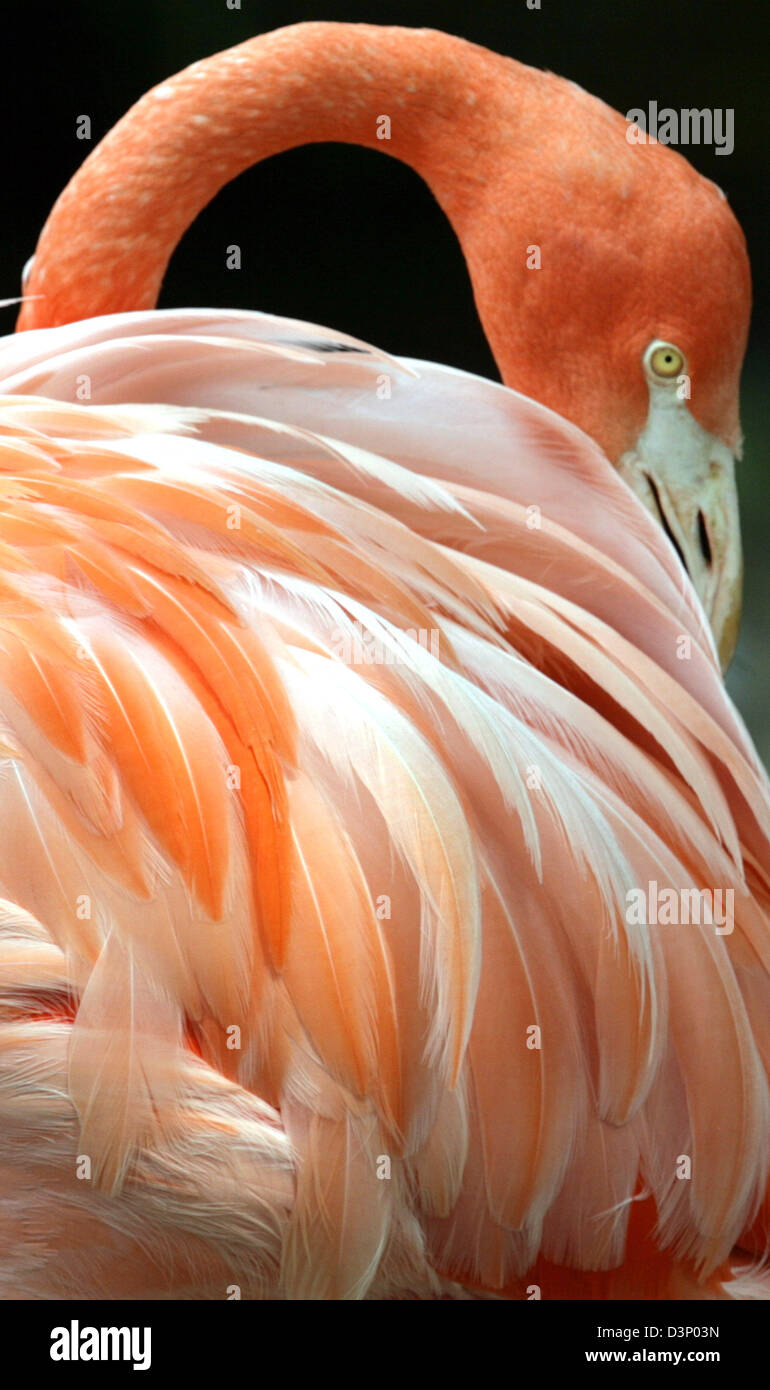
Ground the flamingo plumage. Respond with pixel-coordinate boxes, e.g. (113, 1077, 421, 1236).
(1, 22, 768, 1300)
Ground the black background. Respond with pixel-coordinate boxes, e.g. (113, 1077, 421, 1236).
(3, 0, 769, 752)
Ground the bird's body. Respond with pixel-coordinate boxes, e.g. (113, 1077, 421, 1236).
(1, 23, 768, 1299)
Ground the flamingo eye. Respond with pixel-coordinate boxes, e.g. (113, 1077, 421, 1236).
(645, 341, 686, 380)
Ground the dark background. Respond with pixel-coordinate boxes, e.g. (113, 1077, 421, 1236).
(4, 0, 768, 757)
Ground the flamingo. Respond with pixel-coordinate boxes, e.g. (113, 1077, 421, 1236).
(0, 21, 768, 1301)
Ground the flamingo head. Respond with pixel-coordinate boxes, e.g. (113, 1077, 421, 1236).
(467, 86, 751, 672)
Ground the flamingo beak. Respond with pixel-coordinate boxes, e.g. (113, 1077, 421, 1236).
(618, 392, 743, 672)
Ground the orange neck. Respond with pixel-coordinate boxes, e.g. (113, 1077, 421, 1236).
(19, 20, 748, 467)
(18, 24, 515, 342)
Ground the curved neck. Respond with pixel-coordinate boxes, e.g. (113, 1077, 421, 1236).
(18, 23, 516, 343)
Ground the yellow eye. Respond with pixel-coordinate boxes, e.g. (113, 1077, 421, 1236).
(646, 342, 686, 379)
